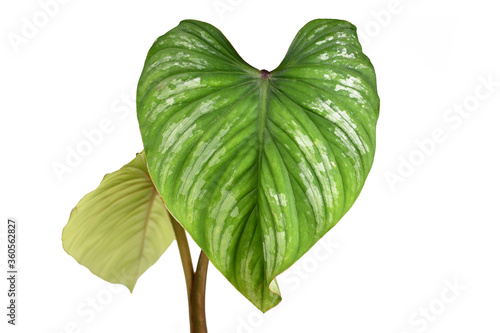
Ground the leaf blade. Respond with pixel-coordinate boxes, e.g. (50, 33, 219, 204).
(137, 19, 379, 311)
(62, 152, 175, 291)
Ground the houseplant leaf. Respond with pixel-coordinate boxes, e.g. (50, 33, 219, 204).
(137, 19, 379, 311)
(62, 152, 175, 291)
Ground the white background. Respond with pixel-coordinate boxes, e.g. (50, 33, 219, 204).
(1, 0, 500, 332)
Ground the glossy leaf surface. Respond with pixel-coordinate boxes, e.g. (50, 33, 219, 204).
(137, 19, 379, 311)
(62, 152, 175, 291)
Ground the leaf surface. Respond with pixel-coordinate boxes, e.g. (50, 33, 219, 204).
(137, 19, 379, 311)
(62, 152, 175, 291)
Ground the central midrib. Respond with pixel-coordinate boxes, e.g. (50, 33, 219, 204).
(255, 74, 271, 283)
(257, 76, 270, 159)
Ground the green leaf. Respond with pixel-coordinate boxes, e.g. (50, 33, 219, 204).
(137, 19, 379, 311)
(62, 152, 175, 292)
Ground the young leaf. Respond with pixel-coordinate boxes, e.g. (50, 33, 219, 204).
(62, 152, 175, 291)
(137, 19, 379, 311)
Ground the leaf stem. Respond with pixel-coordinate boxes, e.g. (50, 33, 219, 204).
(190, 251, 209, 333)
(169, 211, 209, 333)
(170, 212, 194, 300)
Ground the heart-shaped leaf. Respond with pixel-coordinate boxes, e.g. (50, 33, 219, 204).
(62, 152, 175, 291)
(137, 19, 379, 311)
